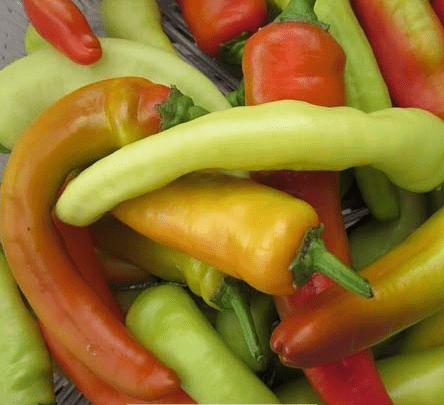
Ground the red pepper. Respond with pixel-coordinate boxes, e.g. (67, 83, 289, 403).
(176, 0, 269, 61)
(41, 212, 195, 405)
(349, 0, 444, 120)
(243, 1, 393, 404)
(23, 0, 102, 65)
(432, 0, 444, 27)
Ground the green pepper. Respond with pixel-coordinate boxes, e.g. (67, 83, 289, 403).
(0, 247, 54, 405)
(0, 37, 230, 150)
(348, 188, 429, 270)
(275, 345, 444, 405)
(90, 216, 264, 362)
(126, 283, 280, 404)
(215, 290, 278, 373)
(56, 101, 444, 227)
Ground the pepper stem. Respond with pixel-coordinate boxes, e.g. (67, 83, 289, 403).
(291, 225, 374, 298)
(275, 0, 329, 30)
(212, 279, 265, 364)
(157, 86, 209, 131)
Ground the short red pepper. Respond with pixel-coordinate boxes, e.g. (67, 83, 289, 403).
(23, 0, 102, 65)
(243, 0, 393, 403)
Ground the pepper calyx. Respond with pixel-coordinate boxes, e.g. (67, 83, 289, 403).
(274, 0, 329, 30)
(157, 86, 209, 131)
(290, 225, 374, 298)
(219, 31, 250, 65)
(211, 278, 265, 365)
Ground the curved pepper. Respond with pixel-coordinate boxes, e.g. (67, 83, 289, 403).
(100, 0, 178, 55)
(432, 0, 444, 26)
(270, 204, 444, 368)
(110, 171, 372, 297)
(22, 0, 102, 65)
(349, 0, 444, 120)
(176, 0, 269, 61)
(126, 283, 280, 404)
(90, 214, 266, 363)
(0, 247, 54, 405)
(0, 37, 230, 150)
(0, 77, 211, 399)
(56, 101, 444, 227)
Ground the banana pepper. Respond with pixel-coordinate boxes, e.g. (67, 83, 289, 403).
(0, 77, 210, 400)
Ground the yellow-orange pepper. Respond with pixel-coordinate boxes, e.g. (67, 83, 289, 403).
(112, 171, 372, 297)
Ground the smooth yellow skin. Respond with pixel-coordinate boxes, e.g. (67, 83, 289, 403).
(112, 171, 319, 295)
(56, 102, 444, 227)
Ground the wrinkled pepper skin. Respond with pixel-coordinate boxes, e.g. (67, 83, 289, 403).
(271, 204, 444, 368)
(349, 0, 444, 120)
(176, 0, 269, 58)
(0, 248, 54, 405)
(23, 0, 102, 65)
(0, 77, 182, 400)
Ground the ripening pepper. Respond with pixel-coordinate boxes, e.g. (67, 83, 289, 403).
(0, 77, 212, 400)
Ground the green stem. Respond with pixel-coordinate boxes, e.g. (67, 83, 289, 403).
(212, 279, 265, 364)
(275, 0, 329, 30)
(291, 225, 374, 298)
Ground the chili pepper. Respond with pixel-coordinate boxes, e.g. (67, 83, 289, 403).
(0, 37, 230, 150)
(432, 0, 444, 27)
(276, 345, 444, 405)
(55, 101, 444, 227)
(349, 0, 444, 120)
(110, 170, 372, 297)
(348, 188, 429, 270)
(46, 212, 195, 405)
(126, 283, 280, 404)
(89, 214, 266, 363)
(0, 77, 213, 399)
(270, 204, 444, 368)
(215, 290, 278, 372)
(22, 0, 102, 65)
(0, 246, 55, 405)
(100, 0, 177, 55)
(176, 0, 269, 62)
(24, 23, 46, 54)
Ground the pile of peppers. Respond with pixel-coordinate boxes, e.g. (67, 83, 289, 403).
(1, 0, 444, 403)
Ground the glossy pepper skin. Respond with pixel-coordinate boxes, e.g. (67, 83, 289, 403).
(111, 171, 372, 297)
(176, 0, 269, 59)
(244, 1, 393, 404)
(0, 77, 183, 400)
(271, 204, 444, 368)
(45, 213, 195, 405)
(23, 0, 102, 65)
(349, 0, 444, 120)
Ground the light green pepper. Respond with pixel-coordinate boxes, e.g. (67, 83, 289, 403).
(56, 101, 444, 227)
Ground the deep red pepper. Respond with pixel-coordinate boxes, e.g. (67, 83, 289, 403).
(176, 0, 269, 61)
(243, 1, 393, 404)
(23, 0, 102, 65)
(349, 0, 444, 120)
(432, 0, 444, 27)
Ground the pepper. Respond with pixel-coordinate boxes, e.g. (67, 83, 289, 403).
(0, 37, 230, 150)
(126, 283, 280, 404)
(348, 188, 429, 270)
(270, 204, 444, 368)
(176, 0, 269, 62)
(275, 345, 444, 405)
(89, 214, 266, 363)
(349, 0, 444, 120)
(45, 212, 195, 405)
(432, 0, 444, 27)
(110, 170, 372, 297)
(22, 0, 102, 65)
(0, 246, 55, 405)
(55, 102, 444, 227)
(100, 0, 178, 55)
(243, 1, 392, 403)
(0, 77, 212, 399)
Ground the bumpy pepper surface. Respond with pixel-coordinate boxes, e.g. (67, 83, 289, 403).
(0, 77, 194, 400)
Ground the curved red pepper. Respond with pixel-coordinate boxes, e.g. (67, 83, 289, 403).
(176, 0, 269, 58)
(349, 0, 444, 120)
(432, 0, 444, 26)
(243, 1, 393, 403)
(23, 0, 102, 65)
